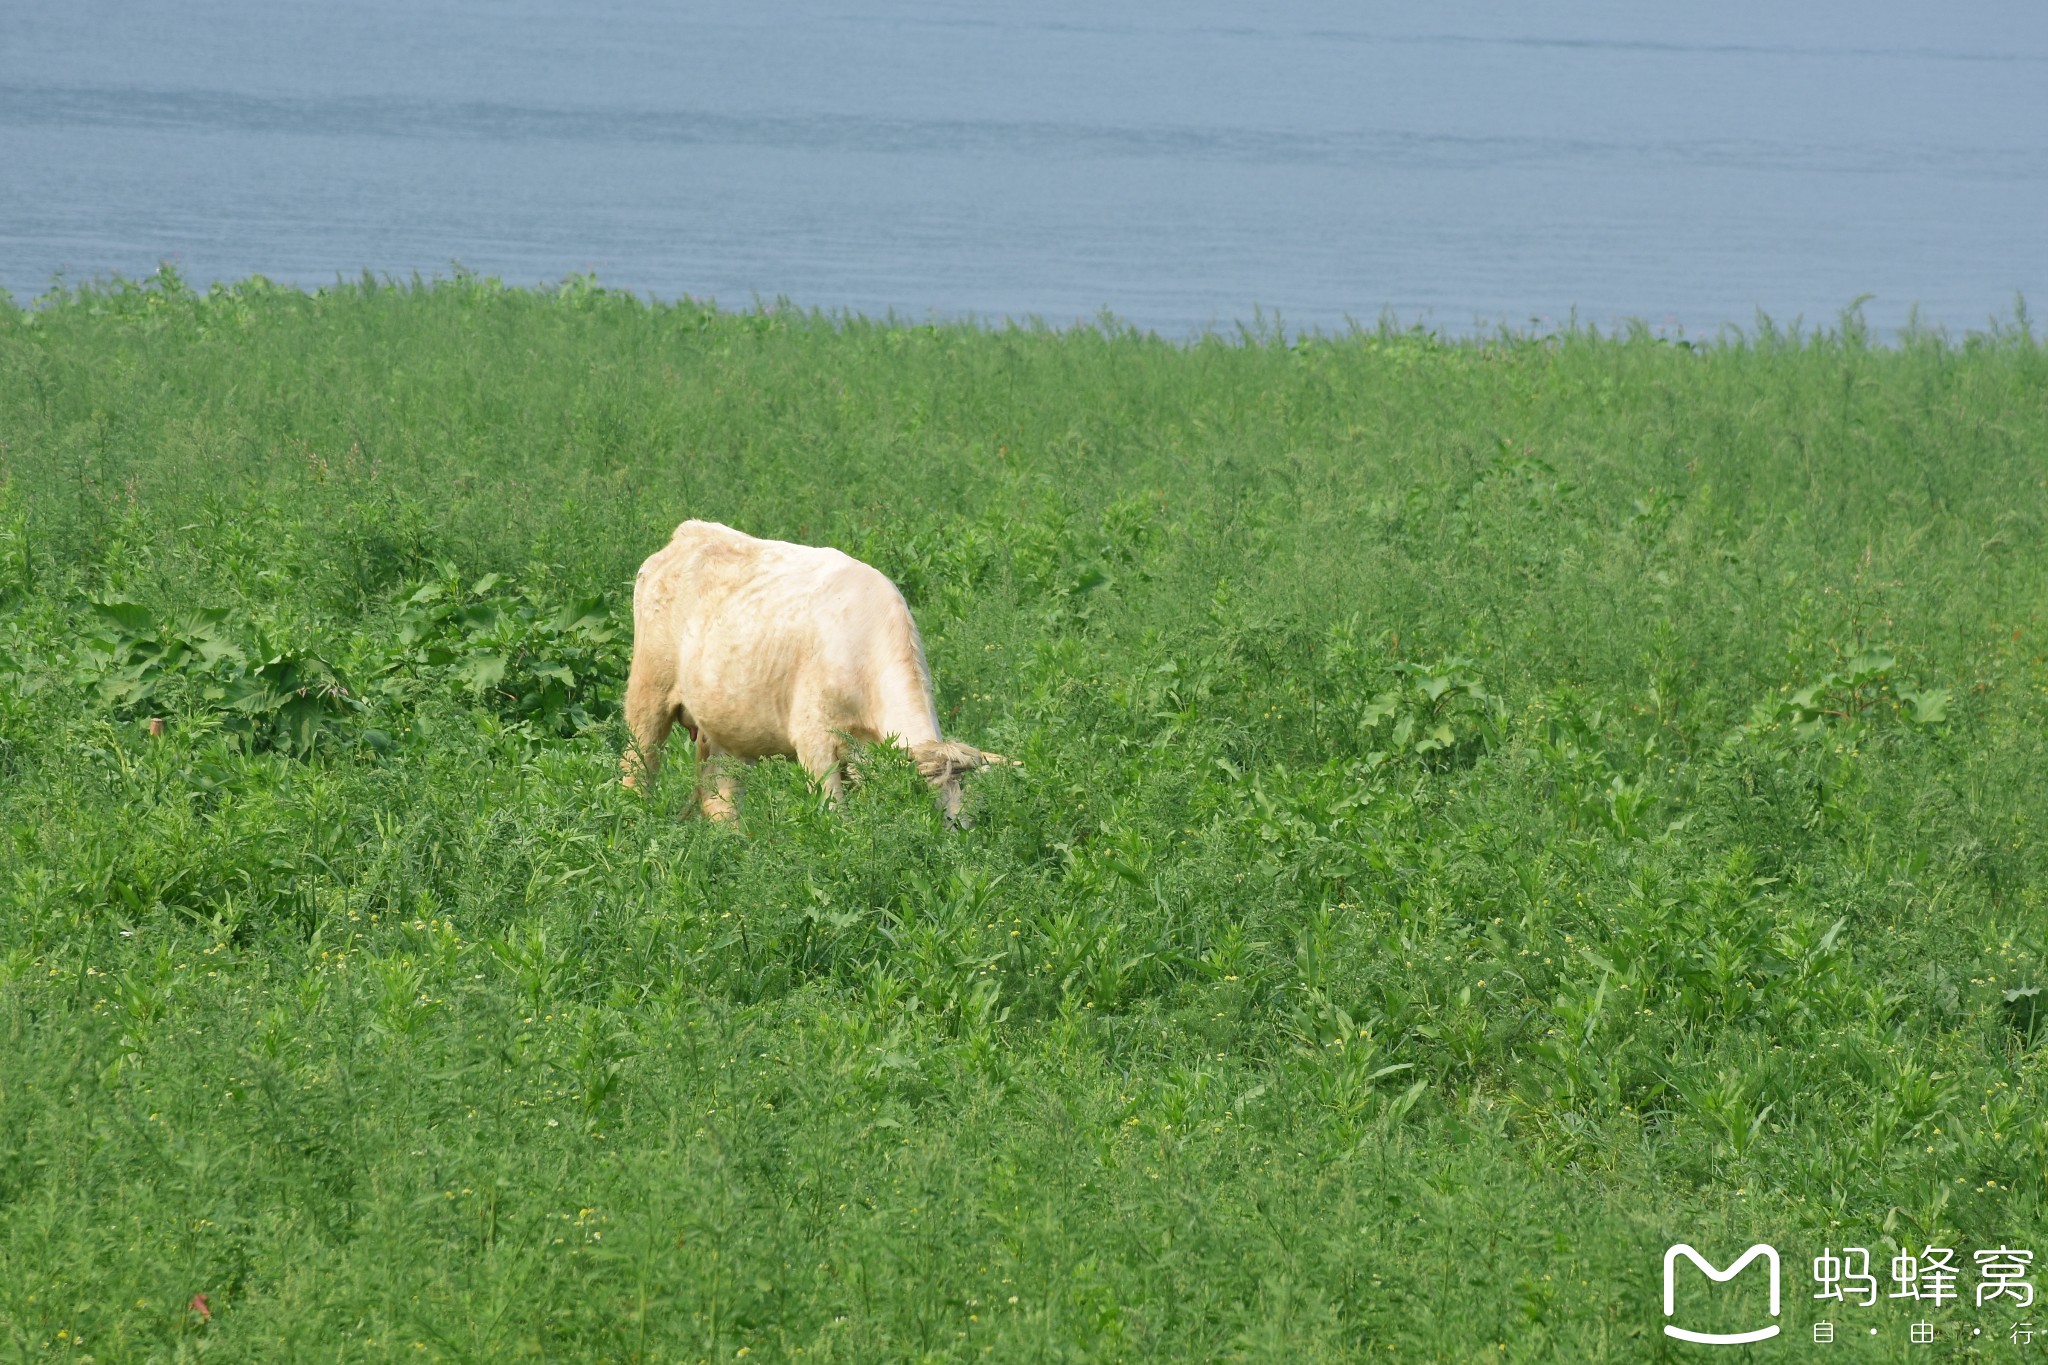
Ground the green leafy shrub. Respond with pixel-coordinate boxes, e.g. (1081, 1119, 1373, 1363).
(1758, 650, 1949, 738)
(74, 598, 358, 753)
(380, 570, 624, 737)
(852, 511, 1001, 620)
(1322, 622, 1502, 765)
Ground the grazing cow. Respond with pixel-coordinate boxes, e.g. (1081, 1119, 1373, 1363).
(620, 519, 1007, 822)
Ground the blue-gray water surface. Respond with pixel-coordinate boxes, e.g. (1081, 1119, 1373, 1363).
(3, 2, 2044, 337)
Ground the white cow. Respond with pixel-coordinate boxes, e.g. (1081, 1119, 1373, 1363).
(620, 519, 1006, 822)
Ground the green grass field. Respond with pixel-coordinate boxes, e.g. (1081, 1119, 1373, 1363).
(2, 271, 2044, 1361)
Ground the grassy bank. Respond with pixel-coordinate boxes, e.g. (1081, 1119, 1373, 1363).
(2, 272, 2045, 1360)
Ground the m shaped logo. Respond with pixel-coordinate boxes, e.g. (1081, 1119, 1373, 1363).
(1663, 1243, 1782, 1344)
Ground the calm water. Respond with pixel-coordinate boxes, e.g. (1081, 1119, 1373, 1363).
(3, 2, 2044, 337)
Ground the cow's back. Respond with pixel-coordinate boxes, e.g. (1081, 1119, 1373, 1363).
(635, 520, 937, 758)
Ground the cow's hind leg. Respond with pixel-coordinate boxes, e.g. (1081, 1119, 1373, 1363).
(696, 740, 744, 822)
(794, 729, 849, 807)
(621, 652, 677, 788)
